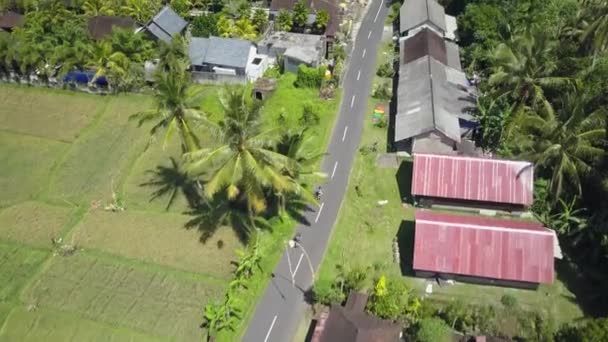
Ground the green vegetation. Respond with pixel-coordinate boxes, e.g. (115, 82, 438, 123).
(414, 318, 452, 342)
(0, 242, 48, 302)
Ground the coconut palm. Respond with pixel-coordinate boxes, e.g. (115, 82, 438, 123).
(130, 64, 207, 152)
(120, 0, 160, 23)
(579, 0, 608, 59)
(185, 86, 313, 215)
(157, 35, 189, 73)
(82, 0, 115, 16)
(488, 28, 572, 113)
(518, 90, 607, 200)
(87, 40, 130, 85)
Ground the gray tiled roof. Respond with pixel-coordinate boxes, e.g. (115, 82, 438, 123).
(394, 56, 474, 143)
(400, 0, 446, 34)
(147, 6, 187, 42)
(189, 36, 254, 69)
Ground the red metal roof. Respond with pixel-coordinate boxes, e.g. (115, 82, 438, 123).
(413, 211, 554, 284)
(412, 153, 534, 206)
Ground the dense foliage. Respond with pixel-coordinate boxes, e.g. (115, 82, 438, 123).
(414, 318, 452, 342)
(294, 64, 327, 88)
(458, 0, 608, 321)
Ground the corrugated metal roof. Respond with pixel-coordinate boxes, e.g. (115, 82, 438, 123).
(412, 153, 535, 206)
(401, 29, 448, 66)
(413, 210, 554, 284)
(189, 37, 211, 66)
(400, 0, 446, 34)
(189, 37, 254, 69)
(147, 6, 187, 42)
(395, 56, 473, 143)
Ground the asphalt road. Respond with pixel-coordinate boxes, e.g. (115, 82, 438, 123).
(242, 2, 390, 341)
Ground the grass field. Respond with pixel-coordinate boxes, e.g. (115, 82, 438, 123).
(0, 201, 78, 248)
(0, 73, 341, 341)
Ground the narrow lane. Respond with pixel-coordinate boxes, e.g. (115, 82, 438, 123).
(242, 2, 390, 340)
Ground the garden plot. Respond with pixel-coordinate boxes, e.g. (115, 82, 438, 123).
(70, 209, 240, 278)
(47, 95, 153, 205)
(0, 307, 165, 342)
(0, 85, 106, 142)
(0, 201, 78, 248)
(22, 252, 225, 341)
(0, 131, 67, 207)
(0, 242, 48, 302)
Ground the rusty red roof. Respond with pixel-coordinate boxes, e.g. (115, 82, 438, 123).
(412, 153, 534, 206)
(413, 210, 555, 284)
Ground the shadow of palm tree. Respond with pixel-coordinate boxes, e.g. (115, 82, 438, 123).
(184, 194, 273, 245)
(284, 194, 315, 226)
(140, 157, 202, 210)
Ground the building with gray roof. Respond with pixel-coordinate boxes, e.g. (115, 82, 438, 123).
(399, 0, 457, 41)
(258, 32, 325, 73)
(394, 55, 476, 154)
(189, 37, 268, 81)
(145, 6, 187, 42)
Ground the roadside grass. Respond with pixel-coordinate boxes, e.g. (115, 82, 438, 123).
(0, 307, 165, 342)
(0, 201, 78, 248)
(21, 252, 225, 341)
(69, 209, 240, 279)
(46, 95, 154, 205)
(0, 131, 68, 207)
(0, 241, 48, 302)
(0, 84, 106, 142)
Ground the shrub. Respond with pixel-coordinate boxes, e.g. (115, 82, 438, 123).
(556, 318, 608, 342)
(191, 14, 219, 38)
(415, 318, 452, 342)
(299, 103, 320, 126)
(366, 275, 422, 322)
(500, 294, 518, 309)
(313, 279, 346, 305)
(376, 62, 394, 78)
(263, 66, 281, 78)
(295, 65, 327, 88)
(372, 81, 392, 100)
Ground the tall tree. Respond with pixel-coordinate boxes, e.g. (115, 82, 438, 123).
(130, 64, 207, 152)
(518, 91, 607, 200)
(185, 86, 311, 214)
(488, 28, 571, 113)
(579, 0, 608, 62)
(120, 0, 161, 23)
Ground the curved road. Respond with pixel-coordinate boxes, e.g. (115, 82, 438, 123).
(243, 1, 390, 341)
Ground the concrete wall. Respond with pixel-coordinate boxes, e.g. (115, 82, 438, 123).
(414, 271, 539, 290)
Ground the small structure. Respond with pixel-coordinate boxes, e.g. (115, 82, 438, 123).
(0, 10, 24, 32)
(399, 0, 457, 40)
(258, 32, 325, 73)
(413, 210, 555, 288)
(411, 153, 534, 210)
(144, 6, 187, 42)
(311, 292, 402, 342)
(87, 16, 137, 41)
(252, 78, 277, 100)
(188, 36, 268, 81)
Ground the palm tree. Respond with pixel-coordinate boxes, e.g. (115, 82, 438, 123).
(157, 35, 189, 73)
(518, 90, 606, 200)
(130, 64, 206, 152)
(120, 0, 160, 23)
(82, 0, 115, 16)
(578, 0, 608, 63)
(488, 28, 572, 113)
(87, 40, 130, 87)
(185, 87, 313, 214)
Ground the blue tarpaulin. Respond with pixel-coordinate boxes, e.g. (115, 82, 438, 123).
(63, 71, 108, 87)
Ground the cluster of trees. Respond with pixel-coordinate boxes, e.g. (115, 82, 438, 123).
(0, 2, 156, 91)
(275, 0, 329, 34)
(456, 0, 608, 335)
(190, 1, 269, 40)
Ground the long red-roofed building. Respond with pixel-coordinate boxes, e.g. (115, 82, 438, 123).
(411, 153, 534, 209)
(413, 210, 555, 285)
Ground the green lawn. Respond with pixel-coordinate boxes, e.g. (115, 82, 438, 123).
(0, 74, 341, 341)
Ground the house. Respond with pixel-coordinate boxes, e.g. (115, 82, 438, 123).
(87, 16, 137, 41)
(413, 210, 555, 288)
(311, 292, 402, 342)
(399, 0, 457, 40)
(189, 37, 268, 81)
(269, 0, 340, 52)
(394, 55, 475, 154)
(144, 6, 187, 42)
(411, 153, 535, 211)
(258, 32, 325, 73)
(0, 11, 24, 32)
